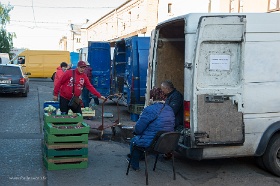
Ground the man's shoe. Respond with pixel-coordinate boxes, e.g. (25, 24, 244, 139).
(132, 167, 140, 172)
(163, 153, 172, 160)
(126, 158, 140, 171)
(127, 153, 145, 161)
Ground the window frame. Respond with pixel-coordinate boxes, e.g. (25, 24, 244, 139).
(268, 0, 280, 12)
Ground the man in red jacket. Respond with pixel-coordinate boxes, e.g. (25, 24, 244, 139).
(53, 61, 105, 114)
(54, 62, 68, 87)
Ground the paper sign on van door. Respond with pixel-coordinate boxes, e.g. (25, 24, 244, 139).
(210, 55, 230, 71)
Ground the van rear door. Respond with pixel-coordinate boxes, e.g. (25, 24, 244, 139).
(193, 15, 246, 146)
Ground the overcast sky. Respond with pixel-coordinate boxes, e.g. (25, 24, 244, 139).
(2, 0, 127, 50)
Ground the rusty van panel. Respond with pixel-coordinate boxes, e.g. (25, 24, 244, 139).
(196, 94, 244, 145)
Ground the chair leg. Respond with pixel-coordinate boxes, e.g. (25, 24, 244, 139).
(144, 152, 149, 185)
(172, 153, 176, 180)
(126, 149, 135, 175)
(153, 154, 159, 171)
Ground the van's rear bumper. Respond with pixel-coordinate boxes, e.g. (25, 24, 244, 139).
(176, 143, 203, 160)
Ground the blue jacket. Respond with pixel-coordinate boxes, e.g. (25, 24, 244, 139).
(133, 103, 175, 147)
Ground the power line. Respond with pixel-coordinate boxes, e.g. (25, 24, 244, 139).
(31, 0, 37, 27)
(10, 20, 68, 24)
(11, 5, 117, 9)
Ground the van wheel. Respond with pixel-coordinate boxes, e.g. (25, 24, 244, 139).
(51, 72, 56, 81)
(263, 133, 280, 176)
(255, 156, 267, 171)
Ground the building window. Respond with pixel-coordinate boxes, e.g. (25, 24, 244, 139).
(229, 0, 233, 12)
(76, 38, 81, 43)
(229, 0, 243, 13)
(208, 0, 211, 13)
(239, 0, 244, 12)
(268, 0, 280, 12)
(168, 3, 172, 13)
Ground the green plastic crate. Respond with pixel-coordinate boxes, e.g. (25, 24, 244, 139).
(44, 113, 83, 124)
(43, 156, 88, 170)
(44, 122, 90, 135)
(44, 131, 88, 144)
(44, 144, 88, 157)
(128, 104, 144, 114)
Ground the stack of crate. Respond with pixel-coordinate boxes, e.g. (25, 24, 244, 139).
(43, 113, 90, 170)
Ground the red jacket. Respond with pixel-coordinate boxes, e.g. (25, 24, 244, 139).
(53, 69, 101, 100)
(54, 66, 66, 87)
(84, 66, 92, 81)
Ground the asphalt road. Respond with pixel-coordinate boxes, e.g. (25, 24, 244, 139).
(0, 78, 280, 186)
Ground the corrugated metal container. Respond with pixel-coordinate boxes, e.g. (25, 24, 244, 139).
(111, 36, 150, 116)
(70, 52, 79, 69)
(88, 42, 111, 97)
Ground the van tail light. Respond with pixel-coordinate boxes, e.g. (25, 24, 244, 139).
(19, 78, 26, 85)
(184, 100, 190, 128)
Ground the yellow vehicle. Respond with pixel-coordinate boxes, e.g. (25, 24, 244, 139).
(14, 50, 70, 78)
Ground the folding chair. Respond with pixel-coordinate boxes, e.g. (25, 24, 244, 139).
(126, 131, 181, 185)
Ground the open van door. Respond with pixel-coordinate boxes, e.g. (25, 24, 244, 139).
(193, 15, 246, 145)
(145, 30, 157, 106)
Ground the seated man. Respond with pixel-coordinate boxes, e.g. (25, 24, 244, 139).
(127, 100, 175, 171)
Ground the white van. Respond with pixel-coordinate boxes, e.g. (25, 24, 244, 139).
(145, 13, 280, 176)
(0, 53, 10, 64)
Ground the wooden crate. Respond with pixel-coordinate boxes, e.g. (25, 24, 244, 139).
(44, 113, 83, 124)
(44, 122, 90, 135)
(43, 156, 88, 170)
(68, 109, 95, 117)
(82, 110, 95, 117)
(128, 104, 144, 115)
(44, 131, 88, 144)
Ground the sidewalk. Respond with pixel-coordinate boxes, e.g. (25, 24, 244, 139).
(44, 99, 187, 186)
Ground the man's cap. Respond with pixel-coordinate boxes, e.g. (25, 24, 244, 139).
(77, 61, 87, 67)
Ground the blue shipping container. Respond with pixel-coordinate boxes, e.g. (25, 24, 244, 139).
(70, 52, 79, 69)
(88, 41, 111, 97)
(111, 36, 150, 118)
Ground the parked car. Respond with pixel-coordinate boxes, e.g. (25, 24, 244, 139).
(0, 64, 30, 97)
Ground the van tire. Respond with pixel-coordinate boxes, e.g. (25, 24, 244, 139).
(51, 72, 56, 81)
(263, 133, 280, 176)
(255, 156, 267, 171)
